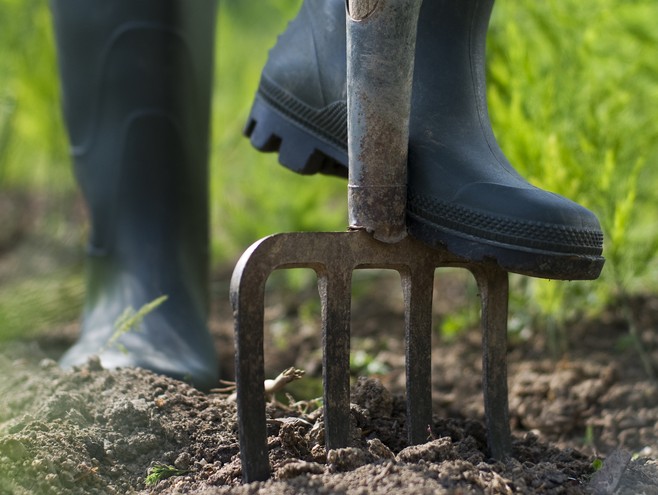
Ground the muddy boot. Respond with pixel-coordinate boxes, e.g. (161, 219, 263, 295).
(51, 0, 219, 389)
(245, 0, 604, 280)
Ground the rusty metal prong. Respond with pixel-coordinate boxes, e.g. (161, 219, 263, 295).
(230, 238, 271, 482)
(402, 265, 435, 445)
(472, 264, 512, 460)
(319, 267, 353, 449)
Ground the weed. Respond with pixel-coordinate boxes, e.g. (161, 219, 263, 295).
(583, 423, 598, 450)
(350, 349, 390, 376)
(144, 464, 189, 487)
(105, 295, 168, 354)
(591, 458, 603, 472)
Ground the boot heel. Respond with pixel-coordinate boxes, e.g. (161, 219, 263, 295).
(244, 95, 348, 177)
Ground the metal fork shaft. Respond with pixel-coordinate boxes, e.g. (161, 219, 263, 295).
(347, 0, 422, 242)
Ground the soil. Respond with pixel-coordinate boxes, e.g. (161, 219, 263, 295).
(1, 194, 658, 494)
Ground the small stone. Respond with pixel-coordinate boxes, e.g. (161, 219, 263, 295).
(310, 444, 327, 463)
(276, 460, 324, 480)
(86, 356, 104, 371)
(367, 438, 394, 460)
(39, 359, 57, 369)
(327, 447, 369, 472)
(396, 437, 456, 464)
(174, 452, 192, 471)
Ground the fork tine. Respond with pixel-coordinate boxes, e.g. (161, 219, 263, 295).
(231, 245, 270, 482)
(319, 267, 354, 449)
(403, 266, 435, 444)
(473, 264, 512, 460)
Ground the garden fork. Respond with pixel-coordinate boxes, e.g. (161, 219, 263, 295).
(231, 0, 511, 482)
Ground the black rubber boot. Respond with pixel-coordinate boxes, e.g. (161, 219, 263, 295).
(245, 0, 604, 280)
(244, 0, 348, 178)
(51, 0, 219, 389)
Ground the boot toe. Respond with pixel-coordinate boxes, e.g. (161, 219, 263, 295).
(450, 182, 603, 249)
(60, 330, 219, 391)
(59, 293, 220, 391)
(407, 183, 604, 279)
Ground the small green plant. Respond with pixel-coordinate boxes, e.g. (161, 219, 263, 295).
(350, 349, 390, 376)
(144, 464, 189, 487)
(583, 423, 597, 449)
(592, 458, 604, 472)
(105, 295, 168, 354)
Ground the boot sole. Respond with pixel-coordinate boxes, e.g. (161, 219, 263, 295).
(407, 211, 604, 280)
(244, 94, 348, 178)
(244, 92, 604, 280)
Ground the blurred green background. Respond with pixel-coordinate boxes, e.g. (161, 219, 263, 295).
(1, 0, 658, 347)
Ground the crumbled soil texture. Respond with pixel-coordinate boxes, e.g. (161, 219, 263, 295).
(1, 270, 658, 494)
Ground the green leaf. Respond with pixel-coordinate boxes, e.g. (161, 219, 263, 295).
(145, 464, 189, 487)
(107, 295, 169, 350)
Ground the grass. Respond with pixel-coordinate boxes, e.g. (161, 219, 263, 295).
(488, 0, 658, 336)
(0, 268, 83, 341)
(2, 0, 658, 343)
(106, 295, 169, 355)
(144, 465, 189, 487)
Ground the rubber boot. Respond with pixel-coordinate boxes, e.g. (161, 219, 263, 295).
(244, 0, 348, 178)
(51, 0, 219, 389)
(245, 0, 604, 280)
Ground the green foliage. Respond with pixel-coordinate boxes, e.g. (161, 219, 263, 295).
(350, 348, 391, 376)
(0, 0, 69, 192)
(144, 464, 189, 487)
(106, 295, 168, 354)
(0, 268, 83, 341)
(2, 0, 658, 340)
(591, 458, 604, 472)
(488, 0, 658, 329)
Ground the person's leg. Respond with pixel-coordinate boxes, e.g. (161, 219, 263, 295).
(245, 0, 604, 280)
(51, 0, 219, 389)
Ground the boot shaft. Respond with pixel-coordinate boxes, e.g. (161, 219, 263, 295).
(51, 0, 216, 266)
(256, 0, 496, 158)
(411, 0, 495, 144)
(262, 0, 347, 110)
(51, 0, 217, 308)
(51, 0, 216, 150)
